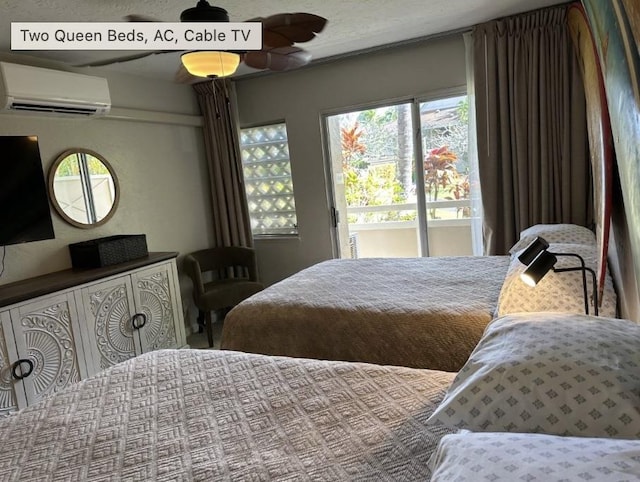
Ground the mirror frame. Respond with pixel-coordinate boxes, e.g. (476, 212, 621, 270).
(48, 148, 120, 229)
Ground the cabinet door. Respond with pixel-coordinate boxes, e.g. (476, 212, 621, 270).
(80, 276, 141, 373)
(0, 311, 26, 416)
(131, 262, 182, 353)
(9, 292, 85, 407)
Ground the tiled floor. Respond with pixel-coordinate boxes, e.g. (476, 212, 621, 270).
(186, 320, 224, 350)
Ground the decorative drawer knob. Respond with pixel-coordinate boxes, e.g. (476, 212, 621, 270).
(11, 359, 34, 380)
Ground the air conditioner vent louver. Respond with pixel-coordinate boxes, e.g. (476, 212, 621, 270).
(11, 103, 98, 115)
(0, 62, 111, 117)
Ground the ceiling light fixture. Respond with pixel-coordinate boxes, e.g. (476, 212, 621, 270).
(181, 51, 241, 78)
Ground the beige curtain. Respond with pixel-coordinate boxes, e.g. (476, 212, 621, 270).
(473, 5, 592, 255)
(194, 79, 253, 248)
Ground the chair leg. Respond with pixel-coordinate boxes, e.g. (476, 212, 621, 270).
(197, 310, 205, 333)
(205, 310, 214, 348)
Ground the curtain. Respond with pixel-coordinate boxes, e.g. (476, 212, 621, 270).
(464, 32, 485, 256)
(473, 5, 592, 255)
(194, 79, 253, 248)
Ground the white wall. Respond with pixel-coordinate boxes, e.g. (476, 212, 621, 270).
(234, 33, 467, 286)
(0, 57, 214, 331)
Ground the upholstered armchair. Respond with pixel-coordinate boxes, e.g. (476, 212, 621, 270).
(184, 246, 263, 347)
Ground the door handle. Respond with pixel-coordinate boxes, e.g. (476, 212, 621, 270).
(330, 206, 340, 227)
(132, 313, 147, 330)
(11, 358, 34, 380)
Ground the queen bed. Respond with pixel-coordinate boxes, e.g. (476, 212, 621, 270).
(221, 256, 511, 372)
(2, 311, 639, 481)
(0, 348, 457, 480)
(220, 223, 618, 371)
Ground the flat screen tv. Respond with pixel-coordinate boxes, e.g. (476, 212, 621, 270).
(0, 136, 55, 246)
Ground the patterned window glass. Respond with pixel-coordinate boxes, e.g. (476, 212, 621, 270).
(240, 122, 298, 236)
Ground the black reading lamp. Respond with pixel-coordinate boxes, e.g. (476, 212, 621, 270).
(517, 236, 599, 316)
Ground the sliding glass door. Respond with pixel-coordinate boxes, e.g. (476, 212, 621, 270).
(325, 94, 473, 259)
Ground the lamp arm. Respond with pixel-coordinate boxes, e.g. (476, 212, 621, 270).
(550, 252, 586, 268)
(552, 264, 599, 316)
(550, 252, 589, 316)
(585, 266, 598, 316)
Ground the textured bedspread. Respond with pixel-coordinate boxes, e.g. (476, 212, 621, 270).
(222, 257, 510, 372)
(0, 349, 456, 481)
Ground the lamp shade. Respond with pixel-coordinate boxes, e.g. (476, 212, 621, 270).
(517, 236, 550, 266)
(520, 250, 557, 287)
(181, 51, 240, 78)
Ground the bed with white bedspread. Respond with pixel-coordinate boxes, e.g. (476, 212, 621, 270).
(0, 349, 456, 481)
(3, 312, 640, 481)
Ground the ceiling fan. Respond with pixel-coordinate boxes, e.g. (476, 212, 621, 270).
(81, 0, 327, 81)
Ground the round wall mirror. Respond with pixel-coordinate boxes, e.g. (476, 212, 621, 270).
(48, 149, 120, 229)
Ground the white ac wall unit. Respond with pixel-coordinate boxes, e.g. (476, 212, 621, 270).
(0, 62, 110, 116)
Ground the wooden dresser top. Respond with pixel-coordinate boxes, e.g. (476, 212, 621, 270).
(0, 252, 178, 308)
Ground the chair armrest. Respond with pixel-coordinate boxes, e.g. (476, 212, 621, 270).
(183, 255, 205, 298)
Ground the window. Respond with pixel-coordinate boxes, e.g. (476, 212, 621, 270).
(420, 95, 470, 221)
(240, 122, 298, 236)
(325, 94, 474, 258)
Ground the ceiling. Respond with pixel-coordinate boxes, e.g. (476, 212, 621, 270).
(2, 0, 566, 81)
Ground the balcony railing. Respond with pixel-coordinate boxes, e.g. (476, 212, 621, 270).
(342, 199, 477, 258)
(346, 199, 472, 230)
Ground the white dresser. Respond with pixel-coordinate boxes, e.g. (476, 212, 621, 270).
(0, 252, 186, 416)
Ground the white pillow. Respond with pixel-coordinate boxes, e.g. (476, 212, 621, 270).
(509, 223, 596, 254)
(430, 431, 640, 481)
(427, 313, 640, 438)
(496, 243, 617, 318)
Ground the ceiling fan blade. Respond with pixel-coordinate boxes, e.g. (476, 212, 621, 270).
(124, 14, 161, 22)
(262, 29, 296, 49)
(243, 47, 312, 72)
(75, 50, 173, 67)
(246, 17, 294, 48)
(263, 13, 327, 43)
(247, 13, 327, 48)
